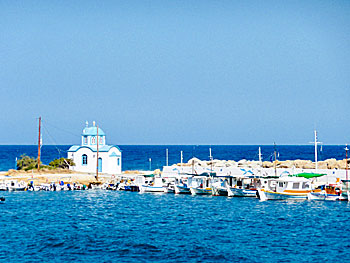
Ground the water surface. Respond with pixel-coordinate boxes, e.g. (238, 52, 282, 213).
(1, 191, 349, 262)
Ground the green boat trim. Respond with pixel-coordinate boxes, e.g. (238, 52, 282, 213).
(290, 173, 326, 179)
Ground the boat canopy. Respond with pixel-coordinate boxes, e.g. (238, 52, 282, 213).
(291, 173, 326, 179)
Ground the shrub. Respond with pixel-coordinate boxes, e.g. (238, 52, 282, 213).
(49, 158, 75, 169)
(17, 154, 39, 171)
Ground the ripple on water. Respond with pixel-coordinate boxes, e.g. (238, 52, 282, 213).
(1, 191, 350, 262)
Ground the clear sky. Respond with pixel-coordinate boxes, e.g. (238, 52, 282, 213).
(0, 0, 349, 145)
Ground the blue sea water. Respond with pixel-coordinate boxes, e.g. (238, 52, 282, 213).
(0, 145, 347, 172)
(1, 146, 350, 262)
(1, 191, 350, 263)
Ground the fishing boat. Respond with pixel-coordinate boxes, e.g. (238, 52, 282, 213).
(307, 184, 342, 201)
(189, 175, 212, 195)
(7, 180, 26, 191)
(340, 180, 350, 201)
(226, 176, 260, 197)
(174, 178, 191, 194)
(258, 176, 312, 201)
(139, 177, 165, 193)
(0, 183, 7, 191)
(211, 175, 237, 196)
(164, 182, 175, 193)
(211, 180, 228, 196)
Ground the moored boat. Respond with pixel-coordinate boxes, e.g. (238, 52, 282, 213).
(258, 176, 312, 201)
(307, 183, 342, 201)
(189, 176, 212, 195)
(139, 177, 165, 193)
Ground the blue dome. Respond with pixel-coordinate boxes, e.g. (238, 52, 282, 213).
(82, 126, 106, 136)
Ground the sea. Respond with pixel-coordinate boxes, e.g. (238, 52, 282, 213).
(0, 145, 347, 172)
(1, 145, 350, 263)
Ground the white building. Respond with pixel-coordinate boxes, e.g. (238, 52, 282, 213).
(67, 122, 122, 174)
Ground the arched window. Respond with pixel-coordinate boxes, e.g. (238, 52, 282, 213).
(91, 136, 96, 144)
(84, 136, 88, 145)
(117, 158, 120, 166)
(82, 154, 88, 165)
(100, 136, 103, 145)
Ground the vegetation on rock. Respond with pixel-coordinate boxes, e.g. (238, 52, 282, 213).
(49, 158, 75, 169)
(16, 154, 40, 171)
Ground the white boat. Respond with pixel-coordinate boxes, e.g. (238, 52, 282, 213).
(226, 176, 259, 197)
(211, 178, 230, 196)
(258, 176, 312, 201)
(307, 183, 343, 201)
(341, 180, 350, 201)
(174, 178, 191, 194)
(164, 182, 175, 193)
(227, 187, 257, 197)
(7, 180, 26, 191)
(139, 177, 165, 193)
(189, 176, 212, 195)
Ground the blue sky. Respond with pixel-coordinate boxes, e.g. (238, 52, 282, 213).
(0, 0, 349, 145)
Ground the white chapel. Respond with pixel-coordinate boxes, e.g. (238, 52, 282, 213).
(67, 122, 122, 174)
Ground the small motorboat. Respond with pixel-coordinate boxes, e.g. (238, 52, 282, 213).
(139, 177, 165, 193)
(0, 197, 5, 203)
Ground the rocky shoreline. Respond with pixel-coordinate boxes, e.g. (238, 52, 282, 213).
(177, 158, 350, 170)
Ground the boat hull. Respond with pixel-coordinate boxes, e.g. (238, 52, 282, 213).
(139, 186, 165, 193)
(228, 187, 257, 197)
(211, 186, 228, 196)
(262, 190, 308, 200)
(190, 187, 212, 195)
(174, 185, 191, 194)
(307, 192, 341, 201)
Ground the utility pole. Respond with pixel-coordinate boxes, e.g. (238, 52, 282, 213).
(37, 117, 41, 172)
(96, 124, 99, 181)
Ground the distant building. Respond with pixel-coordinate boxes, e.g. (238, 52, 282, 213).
(67, 122, 122, 174)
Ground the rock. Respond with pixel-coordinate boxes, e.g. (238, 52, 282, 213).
(293, 160, 313, 168)
(187, 157, 202, 164)
(278, 161, 294, 168)
(262, 161, 273, 168)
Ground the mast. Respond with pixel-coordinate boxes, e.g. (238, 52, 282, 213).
(166, 148, 169, 166)
(180, 151, 183, 168)
(209, 147, 213, 174)
(346, 144, 348, 182)
(258, 147, 262, 166)
(96, 124, 99, 180)
(37, 117, 41, 172)
(310, 130, 322, 172)
(274, 142, 277, 177)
